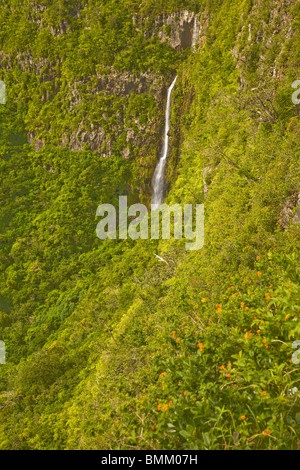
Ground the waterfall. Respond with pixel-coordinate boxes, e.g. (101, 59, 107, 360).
(191, 16, 199, 49)
(151, 75, 177, 210)
(151, 16, 199, 210)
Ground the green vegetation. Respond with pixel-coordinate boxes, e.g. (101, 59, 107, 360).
(0, 0, 299, 450)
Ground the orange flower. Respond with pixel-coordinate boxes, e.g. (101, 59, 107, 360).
(159, 372, 166, 377)
(261, 391, 267, 396)
(246, 333, 252, 338)
(244, 307, 249, 311)
(163, 404, 169, 411)
(157, 404, 162, 410)
(198, 342, 204, 351)
(266, 296, 270, 301)
(152, 426, 155, 431)
(227, 374, 231, 378)
(263, 429, 271, 435)
(184, 392, 187, 396)
(257, 330, 261, 334)
(241, 302, 245, 308)
(219, 365, 226, 370)
(257, 272, 261, 277)
(241, 415, 246, 420)
(263, 338, 267, 343)
(217, 307, 222, 314)
(176, 338, 180, 343)
(172, 331, 176, 339)
(256, 256, 260, 260)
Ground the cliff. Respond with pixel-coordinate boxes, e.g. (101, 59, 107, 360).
(0, 0, 299, 451)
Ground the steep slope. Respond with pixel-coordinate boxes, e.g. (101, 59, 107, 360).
(0, 0, 299, 450)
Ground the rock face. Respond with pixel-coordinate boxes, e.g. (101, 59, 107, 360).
(26, 11, 201, 155)
(134, 10, 197, 50)
(202, 166, 213, 198)
(1, 10, 202, 157)
(279, 192, 300, 229)
(62, 69, 165, 155)
(70, 69, 164, 106)
(232, 1, 294, 82)
(28, 136, 45, 152)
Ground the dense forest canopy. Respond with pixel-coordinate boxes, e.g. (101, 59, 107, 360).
(0, 0, 299, 450)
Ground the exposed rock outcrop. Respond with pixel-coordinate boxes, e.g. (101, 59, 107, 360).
(63, 69, 166, 155)
(134, 10, 198, 50)
(232, 0, 295, 82)
(70, 69, 164, 107)
(279, 192, 300, 229)
(1, 10, 206, 158)
(202, 166, 213, 198)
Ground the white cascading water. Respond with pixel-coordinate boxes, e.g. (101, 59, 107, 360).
(151, 17, 199, 210)
(191, 16, 199, 49)
(151, 75, 177, 210)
